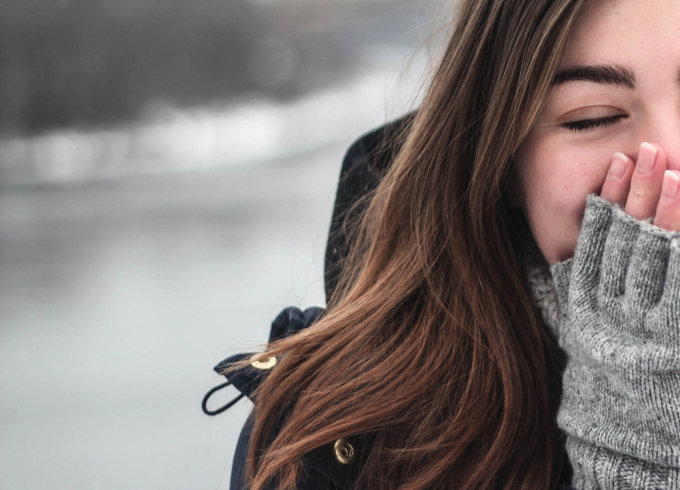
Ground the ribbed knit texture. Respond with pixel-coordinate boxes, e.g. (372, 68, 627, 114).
(536, 195, 680, 489)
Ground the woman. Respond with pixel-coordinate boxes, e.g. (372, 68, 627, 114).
(210, 0, 680, 488)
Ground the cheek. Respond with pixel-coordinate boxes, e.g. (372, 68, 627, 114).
(517, 141, 612, 264)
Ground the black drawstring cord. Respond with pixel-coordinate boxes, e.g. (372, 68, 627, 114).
(202, 380, 245, 416)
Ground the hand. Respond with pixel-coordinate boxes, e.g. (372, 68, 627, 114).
(601, 142, 680, 231)
(551, 144, 680, 487)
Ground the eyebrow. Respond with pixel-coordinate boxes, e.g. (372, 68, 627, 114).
(552, 64, 637, 89)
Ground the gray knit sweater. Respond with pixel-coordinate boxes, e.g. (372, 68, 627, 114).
(529, 195, 680, 489)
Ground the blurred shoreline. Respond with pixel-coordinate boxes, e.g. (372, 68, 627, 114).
(0, 49, 427, 186)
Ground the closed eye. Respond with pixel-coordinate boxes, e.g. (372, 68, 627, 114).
(561, 114, 628, 132)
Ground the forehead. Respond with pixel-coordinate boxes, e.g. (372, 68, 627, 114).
(563, 0, 680, 67)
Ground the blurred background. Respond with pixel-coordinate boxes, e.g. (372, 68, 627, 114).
(0, 0, 449, 488)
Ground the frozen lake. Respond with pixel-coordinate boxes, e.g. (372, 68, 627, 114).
(0, 142, 346, 489)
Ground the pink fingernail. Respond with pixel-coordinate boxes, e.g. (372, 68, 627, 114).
(637, 143, 658, 175)
(661, 170, 680, 202)
(608, 153, 628, 182)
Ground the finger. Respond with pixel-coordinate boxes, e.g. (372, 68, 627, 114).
(601, 152, 634, 206)
(625, 142, 666, 220)
(599, 209, 639, 313)
(625, 224, 671, 313)
(571, 196, 613, 298)
(652, 242, 680, 340)
(653, 170, 680, 231)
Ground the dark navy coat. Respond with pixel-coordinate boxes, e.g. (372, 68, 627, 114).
(205, 115, 576, 490)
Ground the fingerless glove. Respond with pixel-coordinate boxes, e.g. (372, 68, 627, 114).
(552, 195, 680, 489)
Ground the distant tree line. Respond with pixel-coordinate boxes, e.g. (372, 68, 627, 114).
(0, 0, 428, 135)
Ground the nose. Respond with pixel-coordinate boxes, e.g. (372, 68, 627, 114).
(636, 111, 680, 171)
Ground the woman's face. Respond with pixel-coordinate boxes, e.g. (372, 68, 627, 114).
(515, 0, 680, 265)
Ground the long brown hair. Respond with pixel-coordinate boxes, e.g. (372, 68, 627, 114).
(243, 0, 584, 488)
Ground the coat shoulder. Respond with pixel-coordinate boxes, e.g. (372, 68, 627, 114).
(217, 305, 372, 490)
(324, 114, 415, 301)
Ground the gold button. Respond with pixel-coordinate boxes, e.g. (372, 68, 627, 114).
(250, 355, 277, 370)
(333, 438, 355, 465)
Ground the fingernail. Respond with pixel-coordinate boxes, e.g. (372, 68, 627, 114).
(607, 152, 628, 182)
(636, 142, 658, 174)
(661, 170, 680, 202)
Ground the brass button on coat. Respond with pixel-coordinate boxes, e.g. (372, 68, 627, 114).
(250, 355, 277, 370)
(333, 438, 355, 465)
